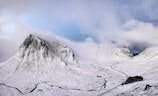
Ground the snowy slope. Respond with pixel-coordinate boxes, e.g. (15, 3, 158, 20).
(0, 34, 158, 96)
(98, 47, 158, 96)
(0, 35, 107, 96)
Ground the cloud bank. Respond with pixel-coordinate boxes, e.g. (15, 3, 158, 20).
(0, 0, 158, 62)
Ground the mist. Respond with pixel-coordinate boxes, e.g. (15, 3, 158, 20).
(1, 0, 158, 62)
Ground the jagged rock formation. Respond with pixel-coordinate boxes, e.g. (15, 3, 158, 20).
(12, 34, 78, 73)
(19, 34, 76, 62)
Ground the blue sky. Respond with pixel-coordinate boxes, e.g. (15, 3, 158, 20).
(1, 0, 158, 62)
(0, 0, 158, 42)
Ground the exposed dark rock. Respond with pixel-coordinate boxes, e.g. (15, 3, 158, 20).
(22, 34, 49, 49)
(123, 42, 148, 57)
(121, 76, 143, 85)
(144, 84, 152, 91)
(23, 34, 34, 49)
(20, 34, 50, 57)
(96, 75, 102, 78)
(19, 34, 77, 63)
(100, 79, 107, 89)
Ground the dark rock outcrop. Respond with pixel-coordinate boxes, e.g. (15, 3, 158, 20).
(121, 76, 143, 85)
(144, 84, 152, 91)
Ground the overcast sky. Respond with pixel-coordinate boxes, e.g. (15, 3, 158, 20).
(0, 0, 158, 62)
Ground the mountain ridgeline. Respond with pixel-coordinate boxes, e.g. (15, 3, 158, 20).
(1, 34, 158, 96)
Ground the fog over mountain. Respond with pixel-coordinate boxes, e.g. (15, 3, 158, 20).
(1, 0, 158, 96)
(1, 0, 158, 62)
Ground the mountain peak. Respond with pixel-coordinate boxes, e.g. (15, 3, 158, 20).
(23, 34, 34, 48)
(19, 34, 49, 59)
(18, 34, 76, 63)
(22, 34, 48, 49)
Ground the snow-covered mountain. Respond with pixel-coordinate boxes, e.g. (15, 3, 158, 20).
(16, 34, 78, 72)
(0, 34, 158, 96)
(0, 34, 105, 96)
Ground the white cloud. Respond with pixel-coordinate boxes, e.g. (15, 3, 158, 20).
(0, 0, 158, 62)
(120, 19, 158, 46)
